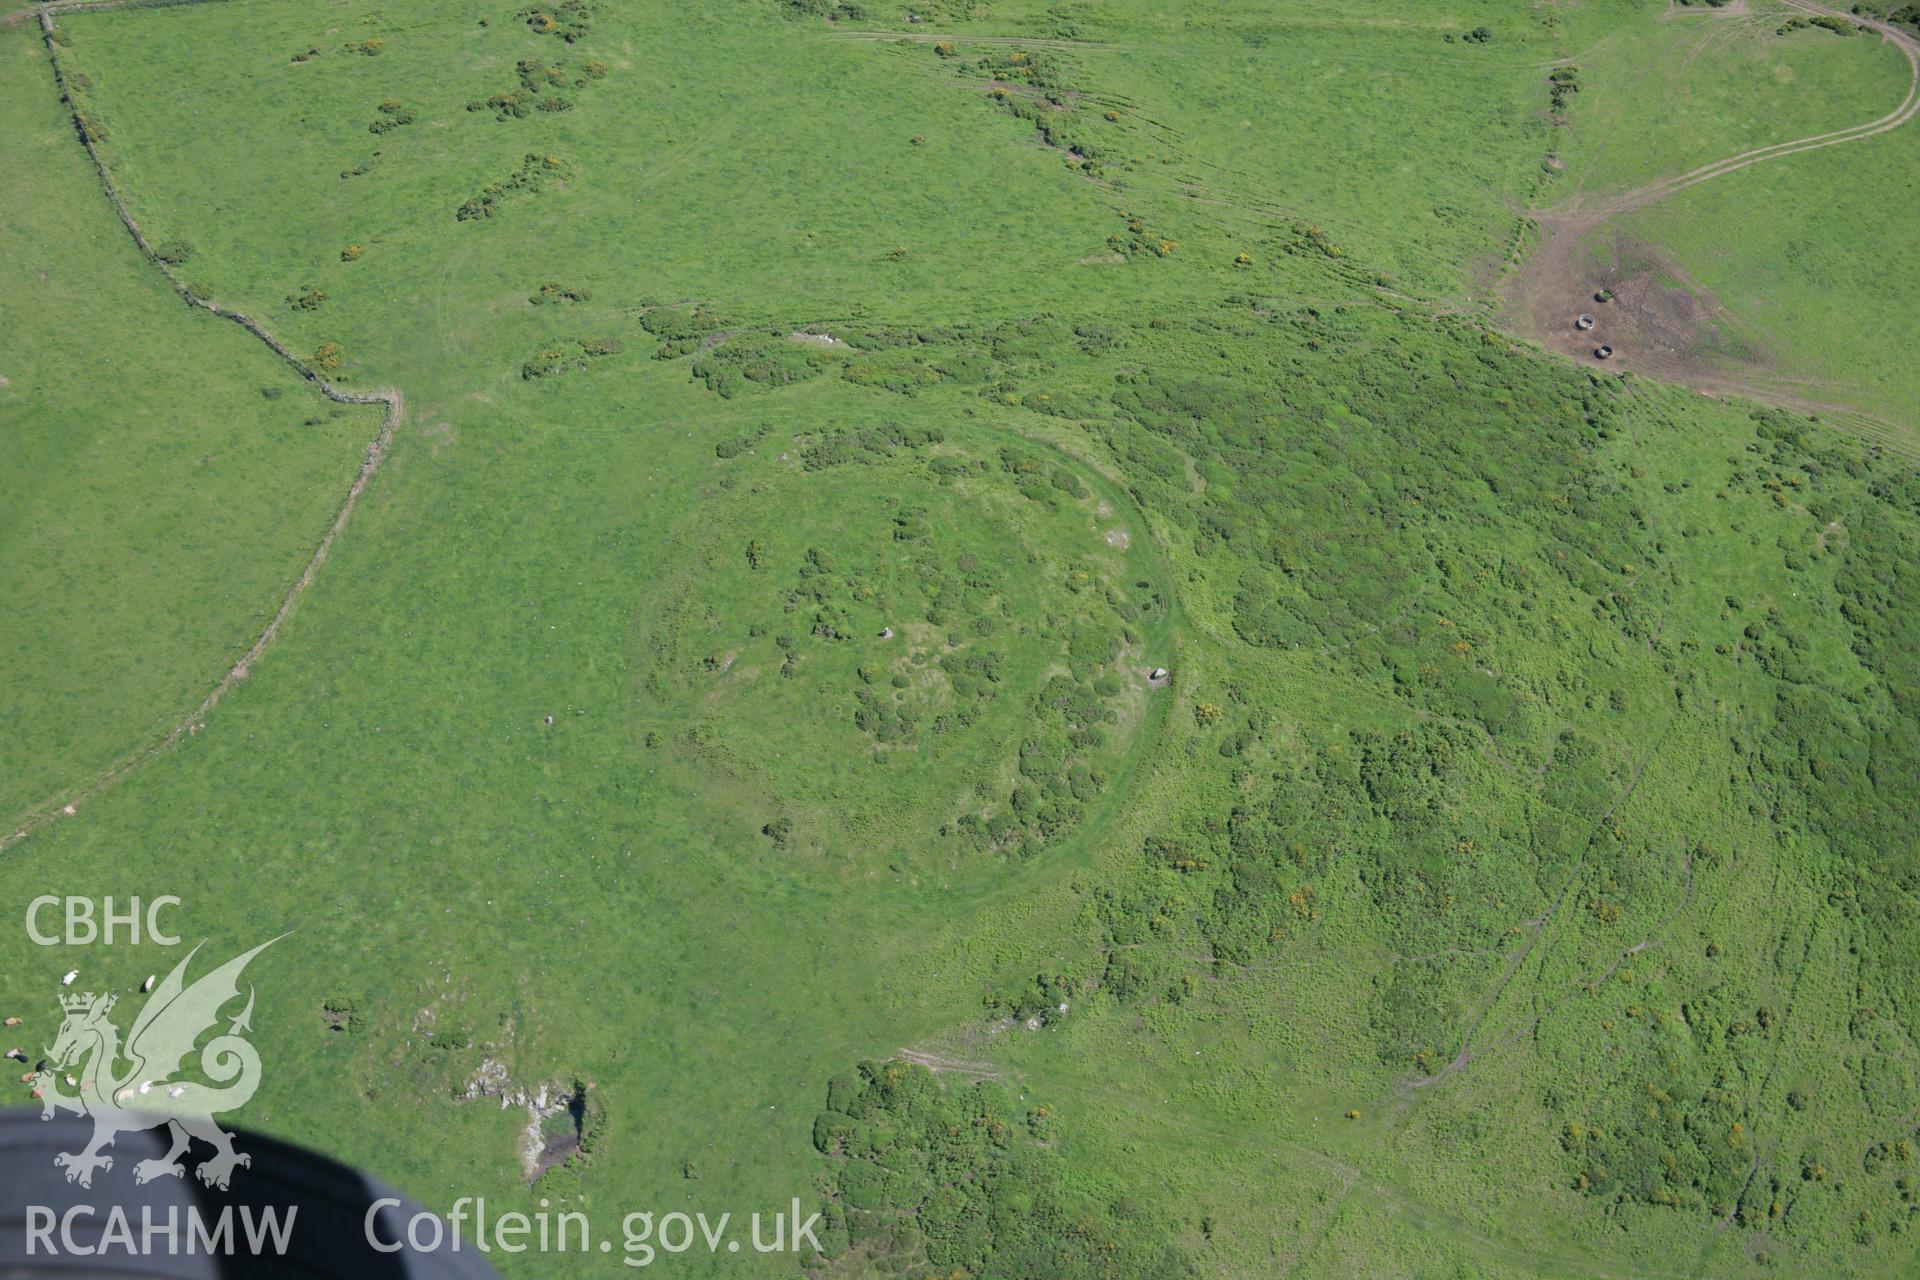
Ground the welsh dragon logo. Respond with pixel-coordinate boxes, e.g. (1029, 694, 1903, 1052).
(33, 938, 280, 1190)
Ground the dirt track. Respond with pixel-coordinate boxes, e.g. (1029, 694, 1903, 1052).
(2, 5, 405, 852)
(1501, 0, 1919, 448)
(14, 0, 1915, 853)
(1611, 0, 1920, 213)
(1553, 0, 1920, 224)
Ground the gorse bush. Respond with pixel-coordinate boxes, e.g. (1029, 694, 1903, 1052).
(1548, 65, 1580, 113)
(690, 333, 824, 397)
(368, 100, 416, 134)
(798, 423, 943, 471)
(1109, 210, 1178, 259)
(517, 0, 593, 41)
(468, 55, 606, 121)
(712, 423, 770, 459)
(811, 1061, 1194, 1278)
(456, 153, 567, 220)
(529, 281, 590, 305)
(637, 301, 730, 358)
(955, 47, 1107, 173)
(521, 336, 623, 379)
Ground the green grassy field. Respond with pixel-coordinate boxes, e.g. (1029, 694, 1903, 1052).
(1611, 117, 1920, 427)
(4, 1, 1919, 1277)
(0, 24, 379, 831)
(1526, 0, 1920, 434)
(1553, 0, 1908, 198)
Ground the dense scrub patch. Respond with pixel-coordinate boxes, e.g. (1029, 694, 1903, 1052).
(467, 54, 606, 120)
(521, 335, 622, 379)
(693, 332, 829, 397)
(368, 97, 416, 133)
(456, 152, 568, 221)
(851, 302, 1920, 1252)
(809, 1060, 1193, 1278)
(518, 1, 594, 42)
(529, 280, 590, 305)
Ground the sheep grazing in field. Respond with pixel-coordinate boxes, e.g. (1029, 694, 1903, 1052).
(141, 974, 156, 993)
(60, 970, 78, 987)
(4, 1049, 23, 1061)
(3, 1016, 20, 1027)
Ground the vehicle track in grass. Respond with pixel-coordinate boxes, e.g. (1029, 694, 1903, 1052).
(1408, 701, 1678, 1093)
(1504, 1, 1920, 452)
(1539, 0, 1920, 227)
(2, 4, 406, 852)
(1591, 0, 1920, 217)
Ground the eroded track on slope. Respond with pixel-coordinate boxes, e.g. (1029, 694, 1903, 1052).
(3, 5, 406, 851)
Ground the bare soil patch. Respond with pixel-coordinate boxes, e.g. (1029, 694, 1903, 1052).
(1664, 0, 1749, 18)
(1501, 221, 1771, 393)
(1492, 0, 1920, 442)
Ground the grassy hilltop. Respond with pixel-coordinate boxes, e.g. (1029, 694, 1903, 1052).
(3, 0, 1919, 1277)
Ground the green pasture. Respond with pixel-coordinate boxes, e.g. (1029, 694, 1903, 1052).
(0, 24, 378, 830)
(1553, 0, 1908, 198)
(1613, 120, 1920, 429)
(2, 1, 1918, 1277)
